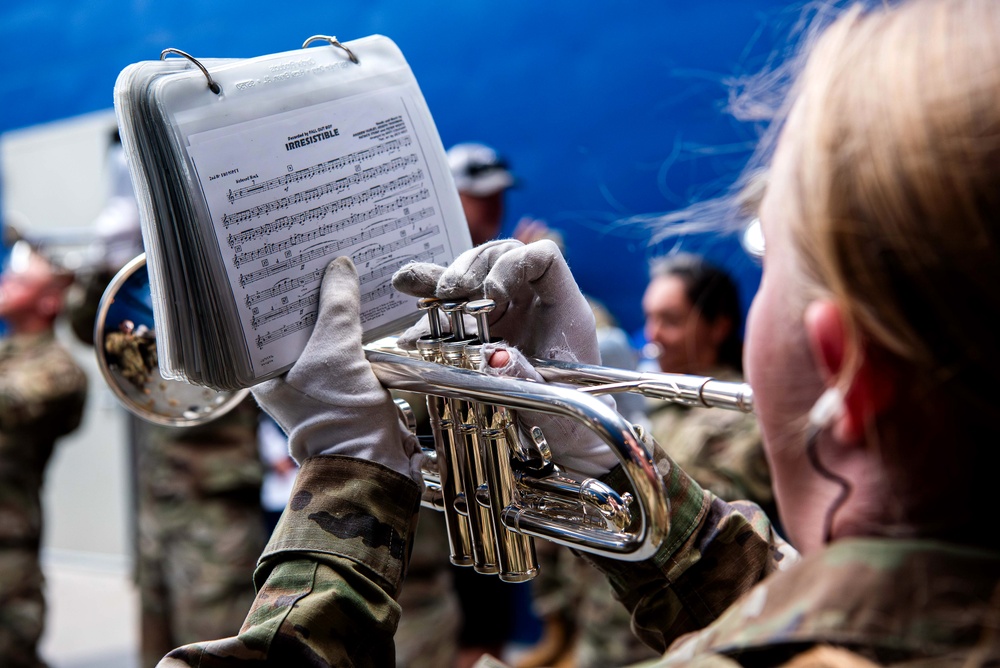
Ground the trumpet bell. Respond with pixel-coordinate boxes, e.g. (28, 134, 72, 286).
(94, 254, 250, 427)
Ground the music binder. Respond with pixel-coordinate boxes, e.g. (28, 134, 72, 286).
(114, 35, 472, 390)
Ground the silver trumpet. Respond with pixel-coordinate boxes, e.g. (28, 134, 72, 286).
(95, 255, 754, 581)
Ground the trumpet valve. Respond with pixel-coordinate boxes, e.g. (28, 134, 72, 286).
(440, 301, 468, 340)
(417, 297, 445, 338)
(463, 298, 496, 344)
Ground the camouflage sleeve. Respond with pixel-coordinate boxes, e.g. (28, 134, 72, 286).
(158, 454, 422, 668)
(648, 404, 773, 512)
(584, 428, 796, 654)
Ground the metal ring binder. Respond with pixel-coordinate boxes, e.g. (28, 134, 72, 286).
(160, 48, 222, 94)
(302, 35, 360, 64)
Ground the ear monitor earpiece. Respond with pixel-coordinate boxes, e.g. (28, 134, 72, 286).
(809, 387, 845, 429)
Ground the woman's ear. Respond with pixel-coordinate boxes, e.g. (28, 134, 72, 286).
(803, 300, 896, 445)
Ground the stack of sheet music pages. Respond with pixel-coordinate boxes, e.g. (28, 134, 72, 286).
(113, 35, 470, 390)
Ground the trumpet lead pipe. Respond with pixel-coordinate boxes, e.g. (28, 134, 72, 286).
(530, 358, 754, 414)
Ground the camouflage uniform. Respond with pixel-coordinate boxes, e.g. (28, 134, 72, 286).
(159, 434, 1000, 667)
(645, 366, 773, 517)
(159, 455, 422, 668)
(0, 332, 87, 668)
(524, 366, 771, 668)
(135, 397, 267, 668)
(393, 507, 460, 668)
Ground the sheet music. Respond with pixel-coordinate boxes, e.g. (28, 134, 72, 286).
(186, 88, 459, 378)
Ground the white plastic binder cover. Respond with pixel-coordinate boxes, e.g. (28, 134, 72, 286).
(116, 36, 471, 389)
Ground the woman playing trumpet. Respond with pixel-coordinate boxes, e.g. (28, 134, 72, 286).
(161, 0, 1000, 665)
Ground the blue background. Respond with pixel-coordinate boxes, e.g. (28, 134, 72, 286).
(0, 0, 799, 339)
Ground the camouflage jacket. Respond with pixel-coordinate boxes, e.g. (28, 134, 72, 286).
(134, 396, 263, 502)
(646, 365, 773, 517)
(159, 455, 422, 668)
(0, 332, 88, 544)
(160, 445, 1000, 667)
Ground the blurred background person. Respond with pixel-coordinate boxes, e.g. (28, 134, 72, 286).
(132, 398, 265, 668)
(0, 234, 88, 668)
(641, 253, 773, 515)
(65, 129, 144, 345)
(447, 142, 517, 246)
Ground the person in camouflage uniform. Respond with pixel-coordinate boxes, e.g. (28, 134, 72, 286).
(133, 397, 267, 668)
(0, 242, 87, 668)
(518, 255, 771, 668)
(641, 254, 774, 518)
(160, 1, 1000, 665)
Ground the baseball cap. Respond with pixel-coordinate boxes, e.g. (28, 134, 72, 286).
(447, 142, 515, 196)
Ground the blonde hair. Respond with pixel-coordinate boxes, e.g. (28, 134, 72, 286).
(785, 0, 1000, 400)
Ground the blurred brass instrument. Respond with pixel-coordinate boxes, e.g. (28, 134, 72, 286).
(95, 255, 754, 581)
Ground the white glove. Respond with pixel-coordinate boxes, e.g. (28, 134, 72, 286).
(481, 342, 619, 477)
(392, 239, 600, 365)
(392, 240, 618, 477)
(251, 257, 423, 486)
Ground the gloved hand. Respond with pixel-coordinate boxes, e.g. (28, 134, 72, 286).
(251, 257, 423, 486)
(392, 239, 600, 365)
(482, 342, 619, 477)
(392, 240, 619, 477)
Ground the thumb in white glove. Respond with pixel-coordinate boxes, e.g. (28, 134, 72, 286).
(480, 342, 619, 478)
(251, 257, 423, 486)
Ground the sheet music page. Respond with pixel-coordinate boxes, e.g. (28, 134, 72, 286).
(185, 87, 463, 379)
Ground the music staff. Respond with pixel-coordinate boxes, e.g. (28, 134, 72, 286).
(237, 224, 440, 288)
(222, 170, 425, 228)
(245, 248, 442, 343)
(227, 136, 413, 203)
(232, 207, 435, 269)
(351, 226, 438, 265)
(255, 310, 318, 350)
(360, 282, 393, 305)
(245, 267, 326, 308)
(356, 246, 443, 287)
(227, 190, 431, 248)
(251, 290, 320, 330)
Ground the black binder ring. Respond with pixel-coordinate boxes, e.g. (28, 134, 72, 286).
(302, 35, 360, 64)
(160, 48, 222, 94)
